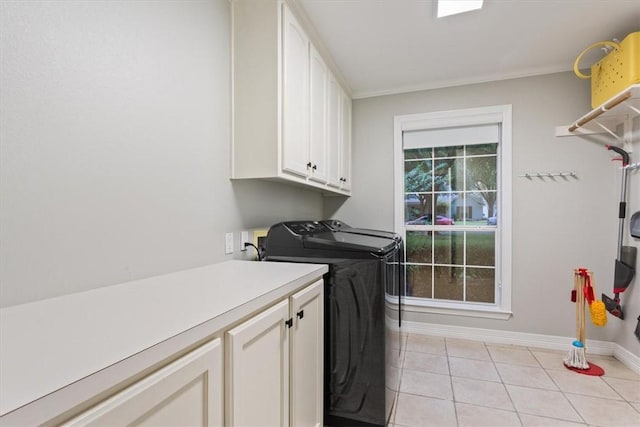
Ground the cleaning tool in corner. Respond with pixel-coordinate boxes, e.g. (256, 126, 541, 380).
(564, 268, 605, 375)
(565, 340, 587, 369)
(602, 145, 637, 320)
(565, 270, 588, 370)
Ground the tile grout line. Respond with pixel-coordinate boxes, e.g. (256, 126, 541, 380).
(599, 373, 634, 403)
(537, 344, 640, 423)
(511, 342, 588, 425)
(398, 333, 640, 426)
(443, 337, 460, 427)
(487, 341, 525, 426)
(547, 367, 589, 425)
(397, 332, 411, 425)
(392, 332, 408, 427)
(533, 349, 593, 425)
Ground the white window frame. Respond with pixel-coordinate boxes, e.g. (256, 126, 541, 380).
(394, 105, 512, 320)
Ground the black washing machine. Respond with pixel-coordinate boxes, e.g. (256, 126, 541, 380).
(264, 220, 405, 427)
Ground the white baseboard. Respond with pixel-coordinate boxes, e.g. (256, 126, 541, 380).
(397, 319, 640, 374)
(613, 343, 640, 375)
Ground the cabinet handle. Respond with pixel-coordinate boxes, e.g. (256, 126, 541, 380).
(306, 162, 312, 169)
(312, 164, 317, 171)
(285, 318, 293, 328)
(296, 310, 304, 319)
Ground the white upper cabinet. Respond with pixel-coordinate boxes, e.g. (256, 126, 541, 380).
(340, 90, 352, 191)
(309, 45, 329, 184)
(327, 74, 342, 188)
(231, 0, 351, 196)
(327, 76, 352, 191)
(282, 5, 310, 178)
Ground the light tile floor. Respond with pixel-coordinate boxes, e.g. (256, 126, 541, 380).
(390, 334, 640, 427)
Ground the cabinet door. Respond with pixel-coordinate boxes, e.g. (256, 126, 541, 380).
(62, 339, 223, 427)
(226, 300, 290, 427)
(281, 5, 310, 178)
(340, 91, 352, 191)
(290, 279, 323, 427)
(309, 46, 328, 184)
(326, 74, 342, 188)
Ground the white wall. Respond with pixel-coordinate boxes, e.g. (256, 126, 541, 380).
(0, 0, 323, 307)
(325, 72, 640, 349)
(3, 1, 638, 356)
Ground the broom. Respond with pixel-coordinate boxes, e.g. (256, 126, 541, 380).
(564, 269, 588, 369)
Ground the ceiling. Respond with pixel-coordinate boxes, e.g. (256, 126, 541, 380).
(297, 0, 640, 99)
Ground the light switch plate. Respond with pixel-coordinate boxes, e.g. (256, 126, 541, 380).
(225, 232, 234, 254)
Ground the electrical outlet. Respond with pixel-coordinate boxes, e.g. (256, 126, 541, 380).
(225, 232, 234, 254)
(240, 231, 249, 251)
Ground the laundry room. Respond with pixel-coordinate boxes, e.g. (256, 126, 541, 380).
(1, 1, 639, 426)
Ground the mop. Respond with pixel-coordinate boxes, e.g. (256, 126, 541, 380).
(564, 268, 605, 375)
(564, 269, 588, 369)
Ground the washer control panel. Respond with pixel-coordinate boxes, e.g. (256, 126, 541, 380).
(284, 221, 331, 236)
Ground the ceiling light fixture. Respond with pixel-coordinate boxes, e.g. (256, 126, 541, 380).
(437, 0, 484, 18)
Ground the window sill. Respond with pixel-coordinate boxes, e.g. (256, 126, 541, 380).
(388, 296, 512, 320)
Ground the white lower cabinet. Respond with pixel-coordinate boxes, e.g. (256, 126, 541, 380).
(0, 262, 328, 427)
(226, 279, 323, 427)
(226, 299, 290, 426)
(46, 279, 323, 427)
(63, 339, 223, 427)
(289, 279, 324, 427)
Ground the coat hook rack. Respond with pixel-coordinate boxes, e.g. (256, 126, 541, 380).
(518, 171, 577, 179)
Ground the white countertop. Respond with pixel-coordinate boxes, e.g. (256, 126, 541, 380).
(0, 260, 327, 422)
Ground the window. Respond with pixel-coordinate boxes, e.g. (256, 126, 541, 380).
(394, 105, 512, 319)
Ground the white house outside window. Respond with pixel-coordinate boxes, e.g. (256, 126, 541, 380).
(394, 105, 512, 319)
